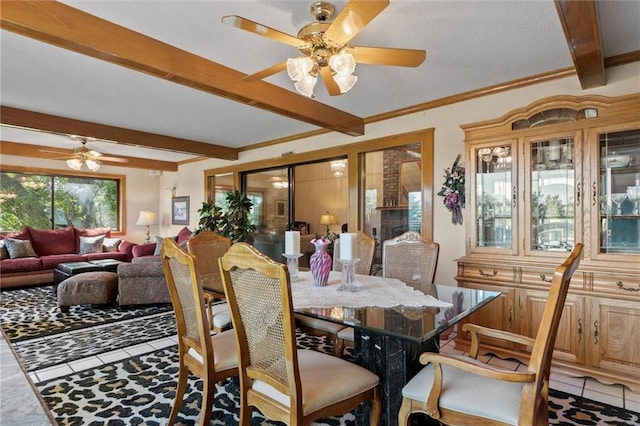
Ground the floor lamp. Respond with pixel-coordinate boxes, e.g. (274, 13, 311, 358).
(136, 210, 157, 244)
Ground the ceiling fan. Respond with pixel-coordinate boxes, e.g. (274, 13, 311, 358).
(39, 137, 128, 171)
(222, 0, 426, 98)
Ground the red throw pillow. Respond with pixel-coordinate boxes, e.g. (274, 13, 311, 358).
(176, 227, 192, 245)
(27, 226, 76, 256)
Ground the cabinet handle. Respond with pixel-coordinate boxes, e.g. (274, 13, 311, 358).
(592, 182, 597, 206)
(539, 274, 552, 283)
(576, 182, 581, 206)
(616, 281, 640, 292)
(479, 269, 498, 277)
(508, 308, 512, 327)
(512, 186, 517, 208)
(577, 318, 582, 343)
(593, 320, 599, 345)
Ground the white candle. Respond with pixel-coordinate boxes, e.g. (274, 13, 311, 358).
(340, 233, 357, 260)
(285, 231, 300, 255)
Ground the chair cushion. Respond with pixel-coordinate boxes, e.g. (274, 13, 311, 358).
(402, 358, 524, 425)
(187, 329, 237, 372)
(252, 348, 379, 415)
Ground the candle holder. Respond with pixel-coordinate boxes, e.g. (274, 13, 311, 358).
(282, 253, 303, 282)
(337, 258, 360, 292)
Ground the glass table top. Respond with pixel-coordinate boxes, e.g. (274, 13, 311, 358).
(294, 278, 500, 344)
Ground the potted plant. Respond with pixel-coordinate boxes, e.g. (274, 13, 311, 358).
(195, 189, 255, 243)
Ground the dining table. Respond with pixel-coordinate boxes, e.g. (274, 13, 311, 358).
(292, 270, 501, 426)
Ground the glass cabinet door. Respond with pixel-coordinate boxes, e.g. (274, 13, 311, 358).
(474, 143, 514, 250)
(529, 137, 575, 252)
(598, 128, 640, 254)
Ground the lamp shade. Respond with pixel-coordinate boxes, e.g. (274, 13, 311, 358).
(320, 212, 337, 226)
(136, 210, 157, 226)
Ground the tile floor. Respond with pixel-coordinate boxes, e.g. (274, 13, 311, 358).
(2, 324, 639, 425)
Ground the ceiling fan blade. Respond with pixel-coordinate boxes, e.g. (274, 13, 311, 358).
(38, 148, 71, 155)
(242, 62, 288, 81)
(323, 0, 389, 47)
(100, 155, 129, 163)
(351, 46, 426, 67)
(320, 67, 342, 96)
(221, 15, 310, 49)
(320, 66, 341, 96)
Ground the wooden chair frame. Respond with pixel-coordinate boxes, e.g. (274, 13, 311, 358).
(186, 230, 231, 332)
(160, 238, 237, 426)
(219, 242, 381, 425)
(398, 243, 583, 426)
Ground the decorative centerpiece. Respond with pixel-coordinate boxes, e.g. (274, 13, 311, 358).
(437, 154, 465, 225)
(310, 237, 331, 287)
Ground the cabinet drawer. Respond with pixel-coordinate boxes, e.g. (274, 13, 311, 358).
(458, 263, 517, 284)
(592, 273, 640, 298)
(521, 266, 586, 290)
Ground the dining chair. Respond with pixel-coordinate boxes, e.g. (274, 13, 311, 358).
(186, 230, 232, 333)
(160, 237, 238, 426)
(219, 242, 382, 426)
(398, 243, 583, 426)
(382, 231, 439, 294)
(332, 230, 376, 275)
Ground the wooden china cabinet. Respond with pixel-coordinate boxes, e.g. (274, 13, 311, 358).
(455, 94, 640, 392)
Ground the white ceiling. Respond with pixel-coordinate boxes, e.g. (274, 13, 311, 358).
(1, 0, 639, 164)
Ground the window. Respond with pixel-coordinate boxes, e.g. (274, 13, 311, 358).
(0, 170, 122, 232)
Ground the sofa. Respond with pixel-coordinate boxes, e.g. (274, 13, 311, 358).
(131, 226, 193, 260)
(117, 258, 171, 305)
(0, 226, 136, 289)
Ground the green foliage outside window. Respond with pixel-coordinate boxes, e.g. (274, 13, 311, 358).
(0, 171, 119, 232)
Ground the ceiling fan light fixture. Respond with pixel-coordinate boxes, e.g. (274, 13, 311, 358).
(333, 72, 357, 94)
(294, 73, 318, 98)
(85, 159, 101, 171)
(286, 56, 315, 81)
(66, 158, 82, 170)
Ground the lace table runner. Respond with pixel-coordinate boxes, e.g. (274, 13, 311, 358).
(291, 271, 452, 309)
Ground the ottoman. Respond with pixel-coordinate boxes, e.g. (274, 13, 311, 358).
(57, 271, 119, 313)
(53, 261, 102, 292)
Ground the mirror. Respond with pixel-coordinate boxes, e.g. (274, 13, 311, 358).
(399, 160, 421, 205)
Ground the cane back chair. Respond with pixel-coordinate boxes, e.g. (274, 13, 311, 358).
(332, 231, 376, 275)
(160, 238, 238, 426)
(398, 243, 583, 426)
(219, 242, 381, 425)
(186, 230, 232, 332)
(382, 231, 439, 294)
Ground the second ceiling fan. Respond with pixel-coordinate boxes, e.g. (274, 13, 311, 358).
(222, 0, 426, 98)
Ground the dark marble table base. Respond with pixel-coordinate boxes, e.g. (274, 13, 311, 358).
(353, 328, 439, 426)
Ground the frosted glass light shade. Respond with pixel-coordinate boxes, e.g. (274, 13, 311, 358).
(333, 73, 357, 93)
(286, 57, 314, 81)
(66, 158, 82, 170)
(329, 52, 356, 76)
(85, 159, 101, 171)
(294, 74, 318, 98)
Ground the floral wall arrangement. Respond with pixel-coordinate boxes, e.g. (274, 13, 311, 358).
(438, 154, 465, 225)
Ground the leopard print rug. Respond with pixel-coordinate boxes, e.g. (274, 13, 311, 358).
(35, 335, 639, 426)
(0, 284, 172, 342)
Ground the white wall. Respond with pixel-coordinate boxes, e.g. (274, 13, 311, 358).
(3, 62, 638, 283)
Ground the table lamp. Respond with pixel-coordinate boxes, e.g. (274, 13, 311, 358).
(319, 211, 337, 235)
(136, 210, 157, 244)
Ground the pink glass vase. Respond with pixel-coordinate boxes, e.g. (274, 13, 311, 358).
(310, 238, 331, 287)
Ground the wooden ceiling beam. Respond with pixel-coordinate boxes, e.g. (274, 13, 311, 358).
(555, 0, 605, 89)
(1, 141, 178, 171)
(0, 0, 364, 137)
(1, 106, 238, 160)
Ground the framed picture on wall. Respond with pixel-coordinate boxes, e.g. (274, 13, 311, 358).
(275, 200, 286, 218)
(172, 196, 190, 225)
